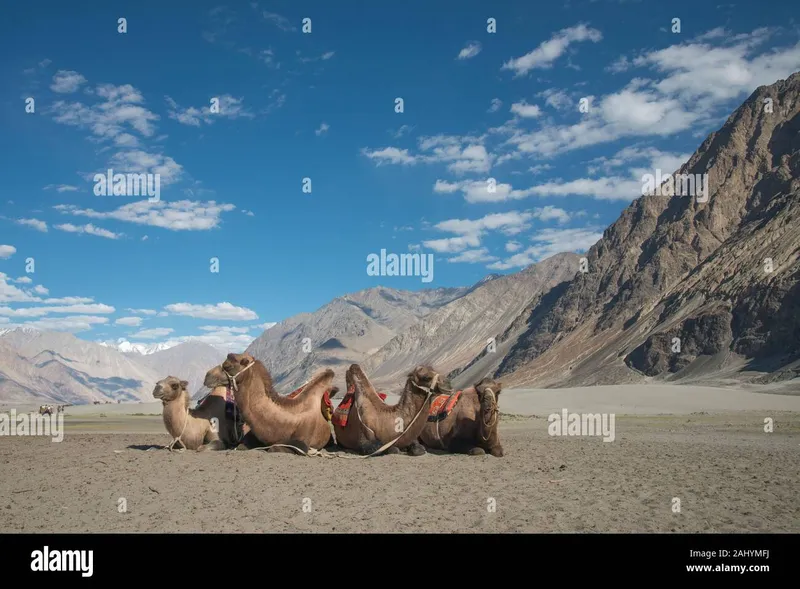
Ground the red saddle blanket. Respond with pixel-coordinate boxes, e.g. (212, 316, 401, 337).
(332, 385, 387, 427)
(427, 391, 462, 422)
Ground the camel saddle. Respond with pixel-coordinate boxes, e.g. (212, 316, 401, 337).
(427, 390, 463, 422)
(331, 384, 387, 427)
(287, 384, 334, 421)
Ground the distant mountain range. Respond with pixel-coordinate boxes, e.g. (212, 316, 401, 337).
(2, 72, 799, 404)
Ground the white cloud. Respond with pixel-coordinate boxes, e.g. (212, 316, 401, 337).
(108, 149, 183, 186)
(423, 235, 482, 253)
(16, 218, 47, 232)
(54, 223, 122, 239)
(501, 24, 602, 76)
(447, 248, 498, 263)
(505, 241, 522, 252)
(457, 41, 482, 60)
(165, 94, 255, 126)
(51, 70, 87, 93)
(50, 82, 160, 141)
(433, 180, 461, 193)
(198, 325, 250, 334)
(0, 245, 17, 259)
(510, 102, 542, 118)
(130, 327, 174, 339)
(0, 303, 115, 318)
(163, 302, 258, 321)
(115, 316, 143, 327)
(537, 88, 572, 110)
(361, 147, 417, 165)
(8, 315, 109, 333)
(315, 122, 330, 136)
(261, 12, 297, 32)
(32, 285, 49, 296)
(125, 308, 157, 315)
(488, 98, 502, 113)
(54, 200, 235, 231)
(488, 227, 603, 270)
(255, 322, 277, 331)
(43, 184, 79, 193)
(14, 277, 33, 284)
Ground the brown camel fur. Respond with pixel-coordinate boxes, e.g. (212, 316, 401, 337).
(203, 353, 334, 454)
(332, 364, 440, 456)
(418, 377, 504, 456)
(152, 376, 235, 451)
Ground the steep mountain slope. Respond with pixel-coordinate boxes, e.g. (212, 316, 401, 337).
(245, 285, 469, 391)
(132, 341, 223, 397)
(363, 253, 580, 390)
(495, 72, 800, 390)
(0, 328, 163, 403)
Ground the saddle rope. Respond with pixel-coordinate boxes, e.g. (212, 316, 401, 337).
(167, 405, 190, 452)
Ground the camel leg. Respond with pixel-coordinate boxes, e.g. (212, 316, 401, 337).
(467, 447, 486, 456)
(198, 438, 226, 452)
(406, 441, 427, 456)
(235, 431, 266, 451)
(488, 445, 504, 457)
(266, 439, 309, 455)
(386, 446, 402, 455)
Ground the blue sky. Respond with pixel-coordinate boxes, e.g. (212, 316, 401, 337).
(0, 0, 798, 350)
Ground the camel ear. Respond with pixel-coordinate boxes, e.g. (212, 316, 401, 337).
(226, 353, 237, 362)
(495, 382, 503, 394)
(240, 356, 251, 367)
(180, 380, 189, 389)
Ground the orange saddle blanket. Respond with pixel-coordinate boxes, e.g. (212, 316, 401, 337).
(427, 391, 462, 422)
(332, 384, 387, 427)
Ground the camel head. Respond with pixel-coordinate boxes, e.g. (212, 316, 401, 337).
(204, 353, 257, 388)
(406, 365, 445, 398)
(153, 376, 189, 403)
(475, 377, 502, 432)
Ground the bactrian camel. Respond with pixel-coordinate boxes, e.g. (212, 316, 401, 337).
(152, 376, 237, 451)
(331, 363, 441, 456)
(418, 376, 504, 456)
(203, 353, 334, 454)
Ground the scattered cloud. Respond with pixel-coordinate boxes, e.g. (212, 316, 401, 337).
(0, 246, 16, 259)
(457, 41, 482, 60)
(165, 94, 255, 126)
(125, 308, 157, 315)
(130, 327, 174, 339)
(260, 11, 297, 32)
(488, 227, 603, 270)
(115, 316, 143, 327)
(315, 122, 330, 136)
(54, 223, 122, 239)
(43, 184, 79, 193)
(501, 24, 602, 76)
(50, 70, 87, 93)
(54, 200, 236, 231)
(488, 98, 502, 113)
(447, 248, 498, 263)
(16, 219, 47, 232)
(163, 302, 258, 321)
(510, 101, 542, 118)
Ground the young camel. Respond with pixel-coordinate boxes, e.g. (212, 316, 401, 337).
(418, 377, 504, 456)
(332, 364, 440, 456)
(203, 353, 335, 454)
(153, 376, 236, 451)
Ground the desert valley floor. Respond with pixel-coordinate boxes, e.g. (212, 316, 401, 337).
(1, 384, 799, 533)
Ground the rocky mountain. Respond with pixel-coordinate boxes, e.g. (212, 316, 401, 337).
(490, 71, 800, 391)
(0, 328, 222, 404)
(362, 253, 580, 390)
(98, 339, 177, 355)
(245, 285, 469, 392)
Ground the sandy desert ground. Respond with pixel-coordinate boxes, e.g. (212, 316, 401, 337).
(1, 384, 799, 533)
